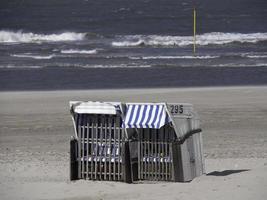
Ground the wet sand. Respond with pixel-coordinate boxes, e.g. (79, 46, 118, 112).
(1, 66, 267, 91)
(0, 86, 267, 200)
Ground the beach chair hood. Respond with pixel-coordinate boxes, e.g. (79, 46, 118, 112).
(123, 103, 170, 129)
(70, 101, 121, 115)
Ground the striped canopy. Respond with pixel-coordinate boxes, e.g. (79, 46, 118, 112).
(123, 103, 170, 129)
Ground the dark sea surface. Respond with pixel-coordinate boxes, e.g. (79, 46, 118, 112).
(0, 0, 267, 90)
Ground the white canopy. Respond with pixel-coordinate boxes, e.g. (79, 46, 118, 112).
(70, 101, 119, 115)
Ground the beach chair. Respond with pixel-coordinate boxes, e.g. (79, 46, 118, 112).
(69, 101, 205, 183)
(69, 101, 131, 182)
(124, 103, 205, 182)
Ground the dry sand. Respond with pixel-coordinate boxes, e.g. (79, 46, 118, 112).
(0, 86, 267, 200)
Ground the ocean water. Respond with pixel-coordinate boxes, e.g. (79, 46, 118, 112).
(0, 0, 267, 90)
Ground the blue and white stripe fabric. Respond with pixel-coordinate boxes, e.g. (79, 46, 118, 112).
(123, 103, 169, 129)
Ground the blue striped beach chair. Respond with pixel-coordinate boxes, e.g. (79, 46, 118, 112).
(123, 103, 205, 182)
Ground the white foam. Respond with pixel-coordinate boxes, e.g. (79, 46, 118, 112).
(60, 49, 97, 54)
(244, 55, 267, 58)
(112, 32, 267, 47)
(214, 63, 267, 67)
(0, 65, 43, 69)
(130, 55, 219, 60)
(197, 32, 267, 45)
(51, 63, 151, 68)
(11, 54, 55, 59)
(76, 64, 151, 69)
(252, 63, 267, 67)
(0, 30, 85, 43)
(112, 40, 145, 47)
(0, 63, 151, 69)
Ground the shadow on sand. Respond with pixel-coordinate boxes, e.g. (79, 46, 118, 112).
(207, 169, 250, 176)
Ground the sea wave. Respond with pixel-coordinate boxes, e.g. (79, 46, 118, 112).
(56, 64, 151, 68)
(60, 49, 97, 54)
(80, 64, 151, 68)
(0, 65, 42, 69)
(1, 63, 266, 69)
(243, 55, 267, 58)
(0, 30, 85, 43)
(112, 32, 267, 47)
(214, 63, 267, 67)
(129, 55, 219, 60)
(11, 54, 55, 59)
(0, 63, 151, 69)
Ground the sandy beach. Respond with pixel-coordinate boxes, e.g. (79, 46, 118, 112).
(0, 86, 267, 200)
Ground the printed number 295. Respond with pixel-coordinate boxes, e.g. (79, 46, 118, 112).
(170, 105, 183, 114)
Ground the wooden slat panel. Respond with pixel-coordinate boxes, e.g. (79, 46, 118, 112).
(81, 115, 85, 179)
(77, 115, 82, 179)
(113, 116, 116, 181)
(104, 115, 107, 180)
(74, 112, 126, 182)
(90, 115, 94, 180)
(94, 115, 98, 180)
(86, 117, 89, 179)
(99, 115, 103, 180)
(108, 116, 112, 181)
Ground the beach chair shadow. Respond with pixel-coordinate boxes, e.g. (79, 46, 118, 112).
(207, 169, 250, 176)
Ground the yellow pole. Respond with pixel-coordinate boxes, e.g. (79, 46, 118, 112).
(193, 7, 196, 54)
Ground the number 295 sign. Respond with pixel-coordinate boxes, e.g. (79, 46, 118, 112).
(168, 104, 184, 115)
